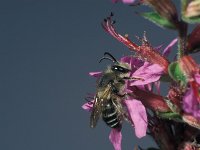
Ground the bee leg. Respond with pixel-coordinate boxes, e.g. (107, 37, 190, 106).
(116, 93, 126, 98)
(112, 100, 124, 123)
(110, 83, 126, 98)
(109, 81, 119, 94)
(109, 80, 127, 98)
(123, 76, 144, 81)
(123, 112, 133, 125)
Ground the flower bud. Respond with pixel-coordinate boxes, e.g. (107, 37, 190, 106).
(178, 56, 199, 81)
(143, 0, 178, 25)
(185, 0, 200, 18)
(102, 17, 169, 73)
(187, 25, 200, 53)
(182, 114, 200, 129)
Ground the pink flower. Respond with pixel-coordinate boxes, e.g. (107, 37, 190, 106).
(121, 48, 173, 113)
(124, 99, 147, 138)
(183, 85, 200, 120)
(177, 56, 200, 121)
(178, 56, 200, 120)
(154, 38, 178, 94)
(82, 55, 170, 150)
(102, 16, 169, 73)
(120, 56, 164, 87)
(109, 128, 122, 150)
(84, 66, 149, 135)
(82, 97, 147, 150)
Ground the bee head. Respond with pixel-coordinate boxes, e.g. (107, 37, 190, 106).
(99, 52, 131, 75)
(111, 62, 131, 74)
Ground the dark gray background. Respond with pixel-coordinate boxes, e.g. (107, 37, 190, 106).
(0, 0, 178, 150)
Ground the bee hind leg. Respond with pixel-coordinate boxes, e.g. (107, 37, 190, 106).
(123, 76, 144, 81)
(110, 82, 126, 98)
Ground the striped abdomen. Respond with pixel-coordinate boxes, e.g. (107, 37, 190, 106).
(102, 100, 121, 128)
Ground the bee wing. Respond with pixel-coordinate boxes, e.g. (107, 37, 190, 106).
(90, 85, 112, 128)
(90, 96, 102, 128)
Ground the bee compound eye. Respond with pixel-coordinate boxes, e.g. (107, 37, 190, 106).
(119, 67, 123, 71)
(111, 66, 118, 71)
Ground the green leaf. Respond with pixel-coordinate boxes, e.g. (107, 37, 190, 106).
(157, 111, 182, 122)
(168, 62, 187, 86)
(182, 16, 200, 24)
(141, 12, 176, 29)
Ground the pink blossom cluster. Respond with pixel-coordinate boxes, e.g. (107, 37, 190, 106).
(82, 0, 200, 150)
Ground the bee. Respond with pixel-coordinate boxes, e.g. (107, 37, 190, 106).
(90, 52, 135, 129)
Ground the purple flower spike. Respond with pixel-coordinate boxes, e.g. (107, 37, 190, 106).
(130, 62, 164, 86)
(102, 16, 169, 73)
(109, 128, 122, 150)
(124, 99, 147, 138)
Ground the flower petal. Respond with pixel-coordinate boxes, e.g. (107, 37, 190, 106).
(146, 84, 152, 91)
(120, 56, 143, 72)
(109, 128, 122, 150)
(130, 62, 164, 86)
(162, 38, 177, 57)
(183, 87, 200, 119)
(122, 0, 135, 4)
(154, 44, 163, 53)
(102, 17, 169, 72)
(183, 88, 194, 113)
(89, 72, 102, 78)
(124, 99, 147, 138)
(194, 73, 200, 85)
(154, 81, 161, 94)
(82, 101, 94, 112)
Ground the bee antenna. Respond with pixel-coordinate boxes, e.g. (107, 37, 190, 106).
(99, 57, 114, 63)
(104, 52, 117, 62)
